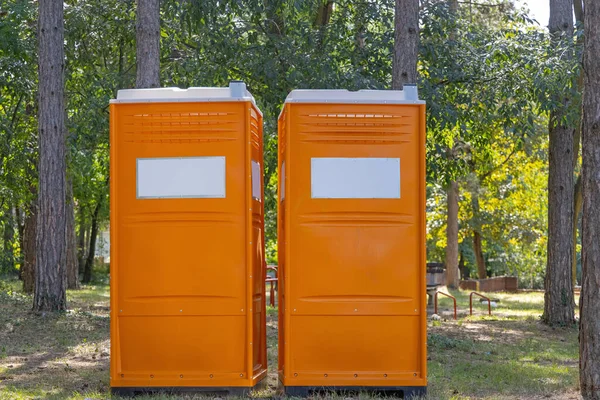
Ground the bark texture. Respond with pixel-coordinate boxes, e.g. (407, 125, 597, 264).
(66, 181, 79, 289)
(543, 0, 575, 325)
(136, 0, 160, 88)
(571, 0, 584, 289)
(392, 0, 419, 89)
(22, 204, 36, 294)
(34, 0, 67, 311)
(573, 174, 582, 286)
(445, 181, 460, 288)
(471, 193, 487, 279)
(580, 0, 600, 394)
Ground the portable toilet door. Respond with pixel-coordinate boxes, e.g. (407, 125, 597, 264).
(109, 82, 267, 395)
(277, 86, 427, 397)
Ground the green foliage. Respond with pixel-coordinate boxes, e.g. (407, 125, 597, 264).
(427, 121, 549, 287)
(421, 1, 577, 186)
(158, 0, 397, 250)
(0, 0, 580, 287)
(0, 0, 37, 207)
(65, 0, 136, 227)
(420, 2, 578, 286)
(0, 0, 37, 274)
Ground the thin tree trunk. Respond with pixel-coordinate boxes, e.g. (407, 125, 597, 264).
(471, 192, 487, 279)
(77, 208, 86, 275)
(572, 174, 582, 286)
(314, 0, 333, 49)
(34, 0, 67, 311)
(570, 0, 584, 291)
(66, 181, 79, 289)
(22, 204, 37, 294)
(85, 223, 91, 264)
(392, 0, 419, 89)
(543, 0, 575, 326)
(136, 0, 160, 88)
(445, 181, 460, 288)
(444, 0, 460, 289)
(354, 1, 367, 59)
(15, 206, 24, 280)
(82, 202, 101, 284)
(314, 0, 333, 27)
(473, 231, 486, 279)
(579, 0, 600, 394)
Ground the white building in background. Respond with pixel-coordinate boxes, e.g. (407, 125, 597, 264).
(96, 228, 110, 263)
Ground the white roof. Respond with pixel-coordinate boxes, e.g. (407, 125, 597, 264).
(110, 81, 259, 110)
(284, 86, 424, 104)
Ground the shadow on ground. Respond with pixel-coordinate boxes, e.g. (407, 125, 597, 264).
(0, 279, 581, 400)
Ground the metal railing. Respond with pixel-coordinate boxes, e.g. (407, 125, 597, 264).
(469, 291, 491, 316)
(266, 265, 278, 307)
(434, 291, 457, 320)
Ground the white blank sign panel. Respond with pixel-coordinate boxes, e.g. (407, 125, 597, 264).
(280, 161, 285, 202)
(252, 160, 261, 200)
(137, 157, 226, 199)
(311, 157, 401, 199)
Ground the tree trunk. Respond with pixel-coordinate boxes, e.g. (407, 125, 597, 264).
(22, 204, 37, 294)
(543, 0, 575, 326)
(77, 208, 86, 275)
(471, 192, 487, 279)
(314, 0, 333, 27)
(444, 0, 460, 289)
(473, 231, 486, 279)
(572, 174, 582, 286)
(314, 0, 333, 49)
(82, 202, 101, 284)
(579, 0, 600, 394)
(392, 0, 419, 89)
(445, 181, 460, 288)
(15, 206, 24, 280)
(136, 0, 160, 88)
(352, 1, 368, 69)
(34, 0, 67, 311)
(66, 181, 79, 289)
(570, 0, 584, 291)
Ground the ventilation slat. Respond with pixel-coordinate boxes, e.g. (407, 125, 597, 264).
(122, 109, 240, 143)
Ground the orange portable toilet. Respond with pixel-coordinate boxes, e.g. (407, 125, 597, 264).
(277, 86, 427, 397)
(109, 82, 267, 396)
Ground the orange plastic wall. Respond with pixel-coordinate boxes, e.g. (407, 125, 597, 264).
(110, 101, 267, 389)
(277, 103, 427, 388)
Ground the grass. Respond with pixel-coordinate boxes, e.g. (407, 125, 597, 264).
(0, 277, 581, 400)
